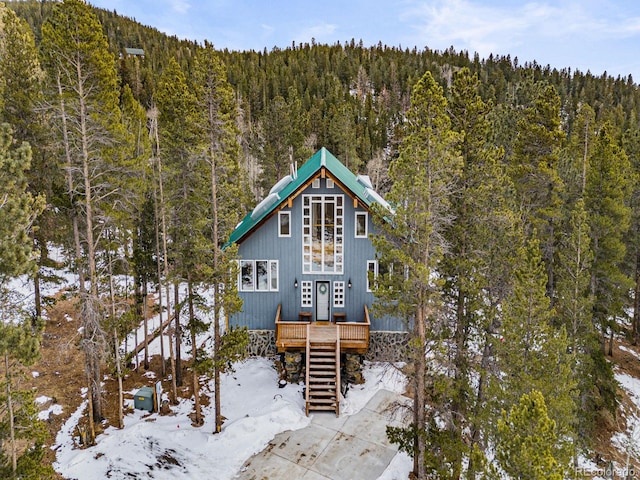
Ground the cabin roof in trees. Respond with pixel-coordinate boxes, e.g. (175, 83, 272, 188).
(124, 47, 145, 56)
(227, 147, 390, 246)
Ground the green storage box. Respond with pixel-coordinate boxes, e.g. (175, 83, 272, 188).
(134, 386, 155, 412)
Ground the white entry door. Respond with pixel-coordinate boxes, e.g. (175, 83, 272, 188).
(316, 281, 330, 321)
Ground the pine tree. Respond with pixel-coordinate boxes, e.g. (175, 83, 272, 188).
(585, 123, 632, 354)
(508, 85, 565, 300)
(489, 238, 575, 472)
(0, 124, 47, 478)
(494, 390, 564, 480)
(41, 0, 129, 435)
(328, 102, 361, 171)
(554, 200, 602, 449)
(0, 4, 60, 323)
(0, 315, 54, 480)
(0, 125, 42, 284)
(373, 70, 462, 480)
(156, 57, 210, 425)
(559, 103, 596, 207)
(622, 124, 640, 344)
(442, 67, 514, 478)
(192, 42, 248, 433)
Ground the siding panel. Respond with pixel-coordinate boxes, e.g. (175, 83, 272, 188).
(230, 178, 405, 332)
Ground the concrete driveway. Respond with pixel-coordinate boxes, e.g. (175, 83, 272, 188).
(234, 389, 410, 480)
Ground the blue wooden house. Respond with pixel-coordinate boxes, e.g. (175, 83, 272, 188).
(227, 148, 406, 414)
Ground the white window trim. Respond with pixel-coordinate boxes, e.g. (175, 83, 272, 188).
(326, 178, 335, 189)
(278, 211, 291, 237)
(312, 178, 320, 188)
(333, 281, 345, 307)
(239, 260, 254, 292)
(355, 211, 368, 238)
(238, 260, 279, 292)
(270, 260, 279, 291)
(366, 260, 378, 292)
(301, 281, 313, 307)
(302, 194, 344, 275)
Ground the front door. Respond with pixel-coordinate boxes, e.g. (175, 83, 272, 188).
(316, 281, 330, 321)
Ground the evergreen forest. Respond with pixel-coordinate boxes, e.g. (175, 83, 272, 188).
(2, 0, 640, 478)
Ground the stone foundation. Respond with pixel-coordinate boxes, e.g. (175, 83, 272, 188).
(246, 330, 276, 357)
(245, 329, 409, 362)
(284, 351, 303, 383)
(365, 331, 410, 362)
(343, 353, 364, 384)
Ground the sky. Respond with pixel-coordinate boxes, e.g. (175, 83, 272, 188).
(86, 0, 640, 81)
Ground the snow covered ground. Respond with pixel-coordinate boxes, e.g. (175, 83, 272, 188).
(51, 358, 410, 480)
(12, 247, 639, 479)
(2, 254, 408, 479)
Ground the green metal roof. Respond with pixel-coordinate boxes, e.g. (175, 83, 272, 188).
(124, 47, 145, 56)
(227, 147, 389, 246)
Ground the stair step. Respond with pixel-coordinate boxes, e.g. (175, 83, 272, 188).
(309, 398, 337, 404)
(306, 339, 340, 416)
(309, 391, 336, 398)
(308, 405, 337, 411)
(309, 376, 337, 382)
(309, 371, 336, 377)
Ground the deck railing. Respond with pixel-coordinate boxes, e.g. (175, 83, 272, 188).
(275, 305, 310, 349)
(275, 304, 370, 352)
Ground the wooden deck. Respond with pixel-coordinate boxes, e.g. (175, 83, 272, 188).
(275, 304, 370, 354)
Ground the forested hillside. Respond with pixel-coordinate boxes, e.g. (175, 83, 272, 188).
(3, 0, 640, 478)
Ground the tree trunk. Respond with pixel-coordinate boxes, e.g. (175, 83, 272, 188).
(114, 328, 124, 429)
(174, 282, 182, 387)
(214, 283, 222, 433)
(450, 289, 466, 480)
(143, 281, 149, 370)
(5, 353, 17, 474)
(209, 143, 223, 433)
(188, 280, 202, 426)
(633, 250, 640, 345)
(466, 311, 499, 479)
(56, 73, 86, 295)
(33, 236, 44, 323)
(413, 304, 427, 480)
(78, 61, 103, 423)
(107, 248, 124, 430)
(608, 327, 614, 356)
(85, 368, 96, 446)
(168, 324, 177, 405)
(152, 181, 167, 377)
(150, 105, 172, 381)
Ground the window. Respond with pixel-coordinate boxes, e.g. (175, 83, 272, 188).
(366, 260, 407, 292)
(366, 260, 378, 292)
(312, 178, 320, 188)
(239, 260, 279, 292)
(302, 195, 343, 274)
(333, 281, 345, 307)
(240, 260, 254, 291)
(326, 178, 335, 189)
(270, 261, 279, 290)
(256, 260, 269, 290)
(278, 211, 291, 237)
(355, 212, 368, 238)
(301, 281, 312, 306)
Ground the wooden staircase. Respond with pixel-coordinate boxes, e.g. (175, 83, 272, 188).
(305, 324, 341, 416)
